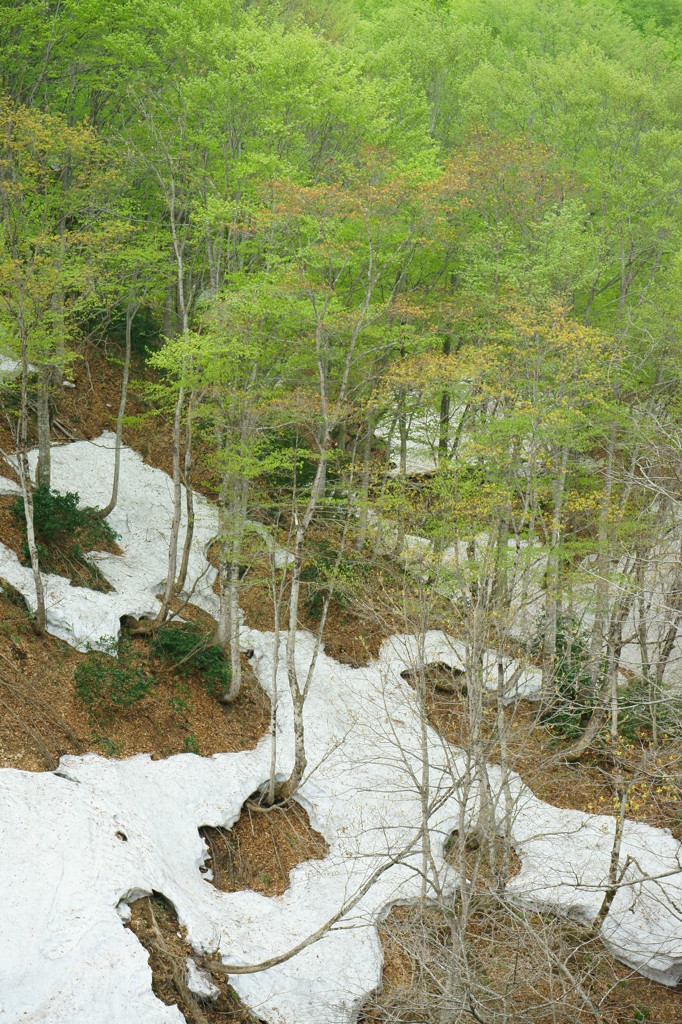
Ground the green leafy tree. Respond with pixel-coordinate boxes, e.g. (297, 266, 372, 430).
(0, 94, 119, 627)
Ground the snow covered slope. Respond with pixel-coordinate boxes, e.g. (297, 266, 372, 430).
(2, 630, 682, 1024)
(0, 433, 288, 650)
(1, 437, 681, 1024)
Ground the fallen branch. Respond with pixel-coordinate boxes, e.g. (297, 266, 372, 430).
(211, 833, 421, 976)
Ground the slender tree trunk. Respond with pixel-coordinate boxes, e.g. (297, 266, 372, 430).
(637, 584, 654, 744)
(271, 522, 308, 802)
(36, 237, 66, 490)
(652, 590, 682, 747)
(274, 452, 329, 801)
(542, 444, 569, 700)
(266, 532, 288, 805)
(275, 536, 337, 806)
(216, 479, 230, 650)
(282, 688, 307, 802)
(317, 441, 327, 500)
(267, 618, 281, 806)
(153, 182, 191, 626)
(590, 782, 629, 937)
(218, 457, 250, 703)
(154, 383, 184, 625)
(563, 427, 616, 760)
(415, 630, 433, 899)
(35, 365, 51, 490)
(100, 302, 135, 519)
(174, 392, 195, 594)
(225, 552, 242, 700)
(354, 407, 375, 552)
(399, 409, 408, 477)
(438, 337, 451, 466)
(607, 573, 636, 742)
(16, 292, 46, 631)
(393, 395, 408, 556)
(466, 601, 494, 846)
(163, 285, 175, 339)
(640, 536, 682, 748)
(495, 652, 514, 889)
(487, 510, 515, 885)
(609, 641, 620, 742)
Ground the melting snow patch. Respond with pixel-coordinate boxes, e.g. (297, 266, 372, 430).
(184, 958, 220, 1001)
(1, 632, 682, 1023)
(0, 355, 35, 378)
(0, 476, 20, 495)
(0, 433, 290, 649)
(374, 411, 441, 476)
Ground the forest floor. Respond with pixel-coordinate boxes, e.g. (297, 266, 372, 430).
(359, 901, 682, 1024)
(1, 341, 681, 1023)
(425, 686, 682, 841)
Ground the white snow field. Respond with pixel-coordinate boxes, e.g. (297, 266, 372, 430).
(374, 410, 441, 476)
(1, 436, 682, 1024)
(0, 433, 289, 651)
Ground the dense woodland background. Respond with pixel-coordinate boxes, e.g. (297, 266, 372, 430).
(3, 2, 682, 1022)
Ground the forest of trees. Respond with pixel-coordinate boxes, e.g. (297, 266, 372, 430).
(2, 2, 682, 1021)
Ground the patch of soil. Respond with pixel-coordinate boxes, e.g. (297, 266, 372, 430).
(360, 901, 682, 1024)
(0, 598, 90, 771)
(424, 685, 682, 839)
(240, 577, 394, 668)
(0, 595, 270, 771)
(200, 797, 328, 897)
(52, 343, 175, 473)
(0, 497, 26, 560)
(401, 660, 467, 694)
(126, 892, 256, 1023)
(312, 595, 398, 667)
(209, 512, 405, 669)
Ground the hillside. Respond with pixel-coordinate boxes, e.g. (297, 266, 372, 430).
(2, 1, 682, 1022)
(0, 355, 680, 1022)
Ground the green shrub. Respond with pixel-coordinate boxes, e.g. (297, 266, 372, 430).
(183, 733, 200, 754)
(299, 538, 369, 620)
(75, 301, 161, 355)
(151, 623, 229, 699)
(11, 485, 118, 549)
(254, 429, 346, 504)
(19, 487, 80, 543)
(75, 636, 155, 725)
(10, 486, 118, 586)
(618, 679, 682, 742)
